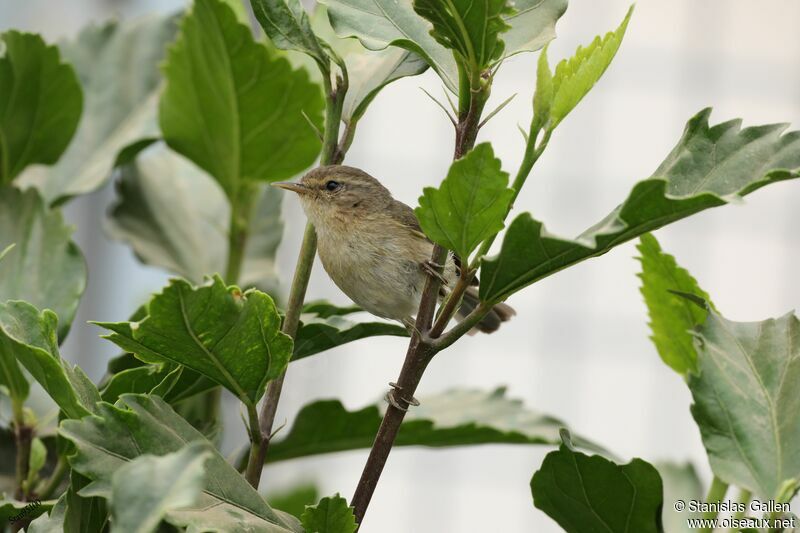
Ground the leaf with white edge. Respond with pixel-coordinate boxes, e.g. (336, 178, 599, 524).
(16, 15, 178, 203)
(265, 388, 601, 463)
(480, 109, 800, 303)
(548, 5, 632, 129)
(250, 0, 330, 67)
(0, 31, 82, 184)
(657, 462, 703, 533)
(96, 275, 292, 405)
(688, 305, 800, 500)
(301, 494, 356, 533)
(321, 0, 565, 92)
(110, 442, 212, 533)
(502, 0, 567, 55)
(60, 394, 301, 532)
(343, 48, 428, 123)
(321, 0, 459, 91)
(637, 233, 713, 376)
(0, 301, 99, 419)
(106, 143, 283, 290)
(531, 430, 664, 533)
(0, 187, 87, 340)
(412, 0, 513, 71)
(416, 143, 513, 261)
(294, 303, 408, 361)
(160, 0, 324, 199)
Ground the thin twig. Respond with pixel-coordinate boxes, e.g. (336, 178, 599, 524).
(420, 87, 457, 126)
(478, 93, 517, 129)
(301, 110, 324, 142)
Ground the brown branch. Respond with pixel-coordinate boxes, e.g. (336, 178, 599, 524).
(351, 78, 490, 527)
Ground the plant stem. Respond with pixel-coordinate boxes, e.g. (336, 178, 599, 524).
(351, 79, 489, 528)
(699, 476, 728, 533)
(13, 420, 32, 501)
(224, 183, 259, 285)
(243, 402, 263, 488)
(247, 67, 349, 489)
(728, 488, 751, 530)
(36, 456, 68, 500)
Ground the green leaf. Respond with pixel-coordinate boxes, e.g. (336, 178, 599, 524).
(300, 494, 356, 533)
(412, 0, 513, 72)
(25, 437, 47, 488)
(548, 5, 633, 129)
(531, 44, 553, 136)
(531, 430, 663, 533)
(480, 109, 800, 302)
(688, 306, 800, 500)
(16, 15, 178, 203)
(60, 394, 301, 532)
(656, 462, 703, 533)
(266, 388, 600, 463)
(0, 332, 30, 409)
(27, 495, 68, 532)
(106, 143, 283, 290)
(96, 275, 292, 406)
(28, 471, 131, 532)
(267, 483, 319, 520)
(100, 363, 217, 405)
(0, 187, 87, 340)
(637, 233, 713, 376)
(0, 31, 82, 183)
(110, 442, 212, 533)
(416, 143, 513, 261)
(0, 301, 100, 419)
(343, 48, 428, 124)
(294, 302, 408, 361)
(321, 0, 564, 92)
(160, 0, 324, 199)
(0, 498, 53, 525)
(502, 0, 567, 56)
(250, 0, 330, 67)
(321, 0, 457, 90)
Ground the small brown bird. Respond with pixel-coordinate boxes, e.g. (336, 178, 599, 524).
(273, 166, 514, 334)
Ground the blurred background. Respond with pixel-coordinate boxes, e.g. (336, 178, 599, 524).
(2, 0, 799, 531)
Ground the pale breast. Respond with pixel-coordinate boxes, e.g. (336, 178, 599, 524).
(315, 218, 455, 321)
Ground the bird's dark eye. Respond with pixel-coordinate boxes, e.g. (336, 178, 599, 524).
(325, 180, 341, 191)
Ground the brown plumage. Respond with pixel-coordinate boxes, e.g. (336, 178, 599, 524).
(273, 165, 514, 334)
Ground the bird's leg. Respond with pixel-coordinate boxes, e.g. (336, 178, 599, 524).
(402, 316, 421, 338)
(420, 260, 449, 284)
(384, 382, 420, 412)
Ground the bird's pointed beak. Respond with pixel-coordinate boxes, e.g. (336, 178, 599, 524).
(271, 181, 309, 194)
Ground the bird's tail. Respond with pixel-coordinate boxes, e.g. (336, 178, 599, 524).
(455, 287, 515, 334)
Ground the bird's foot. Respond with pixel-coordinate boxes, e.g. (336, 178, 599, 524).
(420, 260, 448, 284)
(385, 382, 420, 412)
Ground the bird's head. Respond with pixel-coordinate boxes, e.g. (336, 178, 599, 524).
(273, 165, 393, 226)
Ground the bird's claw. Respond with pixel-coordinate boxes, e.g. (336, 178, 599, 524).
(385, 382, 420, 412)
(420, 260, 448, 284)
